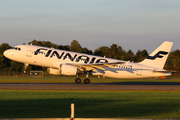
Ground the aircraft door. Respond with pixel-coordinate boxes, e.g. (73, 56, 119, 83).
(136, 65, 142, 76)
(26, 46, 33, 57)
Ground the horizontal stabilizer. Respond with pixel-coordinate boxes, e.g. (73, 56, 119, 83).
(153, 69, 177, 73)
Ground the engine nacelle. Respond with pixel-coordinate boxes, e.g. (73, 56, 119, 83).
(47, 68, 60, 75)
(60, 64, 78, 75)
(47, 64, 78, 75)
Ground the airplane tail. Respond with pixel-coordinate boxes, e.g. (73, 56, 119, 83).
(140, 41, 173, 69)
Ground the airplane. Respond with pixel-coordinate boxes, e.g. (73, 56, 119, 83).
(3, 41, 173, 84)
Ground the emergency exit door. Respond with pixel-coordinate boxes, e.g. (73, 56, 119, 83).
(26, 46, 32, 57)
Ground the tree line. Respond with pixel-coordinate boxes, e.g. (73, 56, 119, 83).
(0, 39, 180, 73)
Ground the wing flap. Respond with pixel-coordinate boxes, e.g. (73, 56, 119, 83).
(67, 61, 125, 71)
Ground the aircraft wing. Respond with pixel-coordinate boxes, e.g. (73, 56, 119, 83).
(67, 61, 125, 72)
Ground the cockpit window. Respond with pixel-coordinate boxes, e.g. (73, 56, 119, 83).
(13, 47, 21, 51)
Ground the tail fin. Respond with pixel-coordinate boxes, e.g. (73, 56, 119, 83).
(140, 41, 173, 69)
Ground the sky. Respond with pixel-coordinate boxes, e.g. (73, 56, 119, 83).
(0, 0, 180, 54)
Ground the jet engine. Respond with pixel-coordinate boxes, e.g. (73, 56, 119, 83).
(47, 64, 78, 75)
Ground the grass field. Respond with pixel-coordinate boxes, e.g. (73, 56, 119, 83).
(0, 77, 180, 118)
(0, 90, 180, 118)
(0, 76, 180, 83)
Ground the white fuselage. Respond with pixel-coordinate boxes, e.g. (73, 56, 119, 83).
(4, 45, 171, 78)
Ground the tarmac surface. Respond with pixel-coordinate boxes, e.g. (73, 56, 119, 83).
(0, 82, 180, 90)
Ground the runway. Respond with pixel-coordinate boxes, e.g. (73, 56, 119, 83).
(0, 82, 180, 90)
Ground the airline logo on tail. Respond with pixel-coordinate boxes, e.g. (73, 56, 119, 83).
(146, 51, 168, 60)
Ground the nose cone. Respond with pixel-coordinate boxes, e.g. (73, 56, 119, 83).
(3, 50, 13, 59)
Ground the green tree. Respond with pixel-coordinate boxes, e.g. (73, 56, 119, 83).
(126, 50, 134, 61)
(82, 48, 93, 55)
(28, 39, 42, 46)
(50, 43, 58, 49)
(94, 46, 110, 57)
(43, 41, 52, 48)
(134, 49, 148, 62)
(109, 44, 118, 59)
(10, 61, 24, 72)
(43, 41, 58, 49)
(171, 50, 180, 68)
(117, 46, 126, 60)
(94, 48, 103, 57)
(0, 43, 11, 70)
(58, 45, 70, 51)
(69, 40, 82, 53)
(0, 43, 11, 54)
(29, 40, 58, 49)
(166, 50, 180, 69)
(94, 45, 127, 60)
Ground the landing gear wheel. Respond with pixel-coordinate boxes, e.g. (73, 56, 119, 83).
(84, 78, 90, 84)
(75, 78, 81, 84)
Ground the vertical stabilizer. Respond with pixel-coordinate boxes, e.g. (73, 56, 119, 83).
(140, 41, 173, 69)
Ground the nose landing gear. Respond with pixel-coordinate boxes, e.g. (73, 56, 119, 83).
(23, 63, 29, 73)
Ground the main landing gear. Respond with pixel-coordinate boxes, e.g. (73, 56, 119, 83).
(75, 78, 81, 84)
(75, 74, 90, 84)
